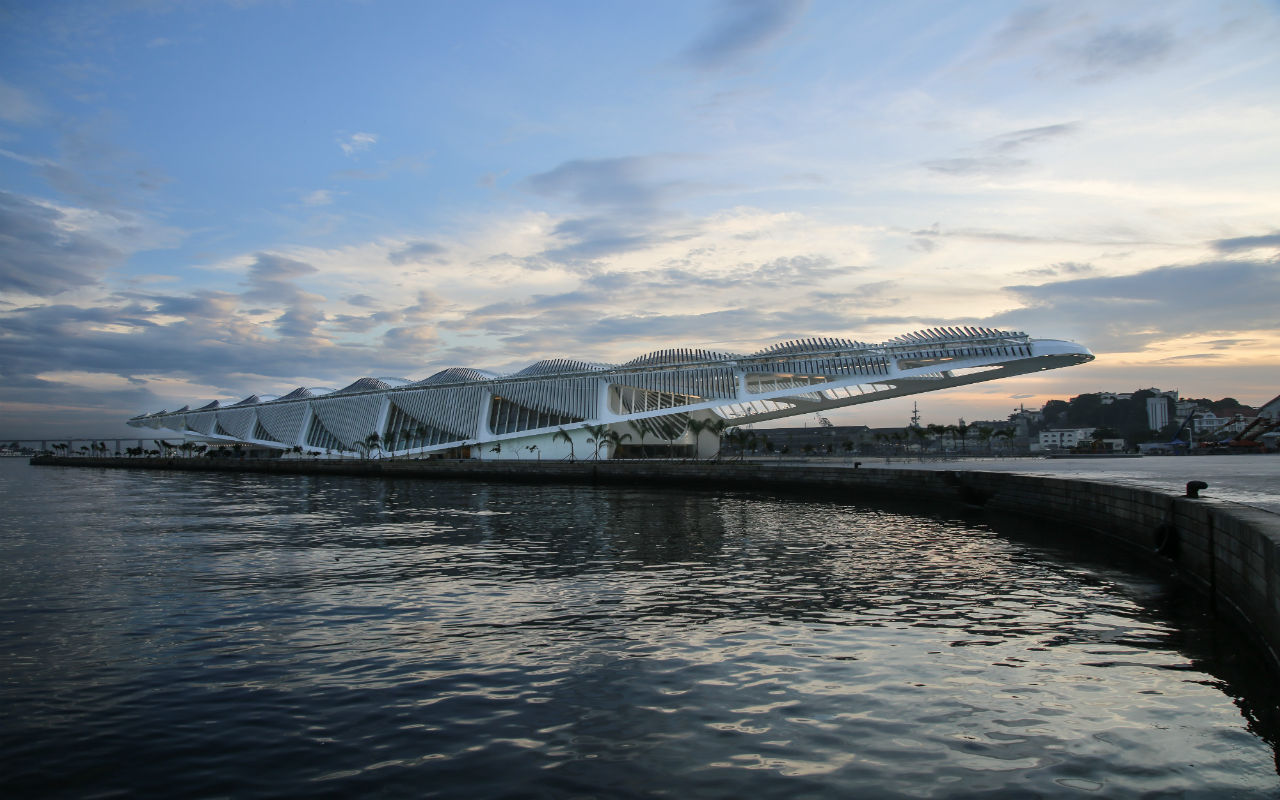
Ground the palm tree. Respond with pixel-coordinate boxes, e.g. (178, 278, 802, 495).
(909, 426, 929, 457)
(526, 445, 540, 461)
(942, 424, 958, 454)
(978, 426, 994, 455)
(663, 419, 680, 459)
(583, 424, 610, 460)
(685, 418, 712, 459)
(925, 424, 946, 454)
(489, 442, 502, 458)
(686, 418, 727, 460)
(360, 432, 382, 460)
(605, 429, 632, 458)
(994, 428, 1014, 455)
(725, 428, 756, 460)
(553, 428, 577, 461)
(627, 420, 652, 458)
(955, 422, 970, 454)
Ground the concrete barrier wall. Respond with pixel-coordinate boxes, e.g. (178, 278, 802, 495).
(30, 455, 1280, 670)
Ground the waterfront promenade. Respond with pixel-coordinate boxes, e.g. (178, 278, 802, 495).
(863, 454, 1280, 514)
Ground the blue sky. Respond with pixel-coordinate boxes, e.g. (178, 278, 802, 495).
(2, 0, 1279, 438)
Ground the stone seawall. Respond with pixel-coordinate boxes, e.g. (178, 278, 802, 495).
(30, 455, 1280, 671)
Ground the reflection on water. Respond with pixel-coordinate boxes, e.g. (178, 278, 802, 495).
(0, 460, 1276, 798)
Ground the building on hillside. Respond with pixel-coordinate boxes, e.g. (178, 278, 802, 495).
(1193, 413, 1254, 436)
(1147, 396, 1172, 432)
(1006, 407, 1041, 438)
(128, 327, 1093, 460)
(1037, 428, 1097, 451)
(1174, 400, 1203, 420)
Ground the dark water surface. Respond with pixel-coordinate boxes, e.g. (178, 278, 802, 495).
(1, 459, 1276, 798)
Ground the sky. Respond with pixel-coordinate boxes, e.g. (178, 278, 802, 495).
(2, 0, 1279, 439)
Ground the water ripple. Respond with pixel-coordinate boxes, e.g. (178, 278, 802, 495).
(0, 461, 1276, 798)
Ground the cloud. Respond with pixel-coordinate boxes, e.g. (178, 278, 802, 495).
(924, 123, 1077, 177)
(910, 224, 1145, 247)
(388, 240, 447, 265)
(326, 290, 443, 334)
(238, 253, 327, 340)
(541, 216, 686, 263)
(988, 4, 1056, 53)
(16, 121, 172, 212)
(990, 123, 1079, 152)
(301, 189, 339, 206)
(338, 132, 378, 156)
(680, 0, 808, 70)
(0, 299, 388, 411)
(1200, 338, 1261, 350)
(981, 8, 1180, 84)
(275, 305, 325, 339)
(1018, 261, 1096, 278)
(146, 290, 239, 320)
(1156, 353, 1223, 362)
(0, 79, 46, 124)
(522, 157, 691, 263)
(1055, 25, 1176, 83)
(245, 252, 317, 287)
(525, 156, 706, 263)
(923, 156, 1029, 176)
(989, 259, 1280, 352)
(1211, 231, 1280, 253)
(527, 157, 664, 209)
(0, 190, 123, 296)
(382, 324, 439, 349)
(445, 253, 870, 349)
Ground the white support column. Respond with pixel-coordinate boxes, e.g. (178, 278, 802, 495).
(296, 403, 313, 449)
(472, 392, 494, 456)
(373, 397, 391, 443)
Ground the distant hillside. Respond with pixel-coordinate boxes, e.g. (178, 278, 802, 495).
(1038, 391, 1256, 444)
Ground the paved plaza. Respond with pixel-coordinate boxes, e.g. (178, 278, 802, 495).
(866, 454, 1280, 514)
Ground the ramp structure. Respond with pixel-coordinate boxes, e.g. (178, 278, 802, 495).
(128, 327, 1093, 459)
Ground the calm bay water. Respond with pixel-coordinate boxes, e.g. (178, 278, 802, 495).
(0, 458, 1276, 798)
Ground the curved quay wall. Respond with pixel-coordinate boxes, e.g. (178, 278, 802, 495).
(31, 455, 1280, 672)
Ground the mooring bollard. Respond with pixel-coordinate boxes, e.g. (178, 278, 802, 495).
(1185, 480, 1208, 498)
